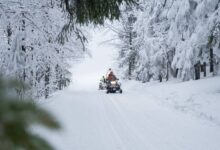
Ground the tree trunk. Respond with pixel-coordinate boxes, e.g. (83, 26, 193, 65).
(166, 64, 169, 81)
(159, 74, 162, 82)
(163, 0, 167, 7)
(175, 68, 179, 78)
(210, 48, 214, 72)
(128, 31, 133, 78)
(203, 62, 206, 77)
(194, 62, 201, 80)
(128, 60, 132, 77)
(45, 66, 50, 98)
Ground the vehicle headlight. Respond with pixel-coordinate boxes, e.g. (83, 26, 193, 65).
(111, 81, 117, 84)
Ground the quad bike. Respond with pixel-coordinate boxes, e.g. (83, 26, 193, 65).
(106, 80, 123, 94)
(99, 80, 106, 90)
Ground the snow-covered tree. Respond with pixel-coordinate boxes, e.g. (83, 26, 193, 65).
(0, 0, 85, 98)
(0, 0, 137, 98)
(116, 0, 220, 82)
(116, 5, 139, 79)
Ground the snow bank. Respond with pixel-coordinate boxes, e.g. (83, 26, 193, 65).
(125, 76, 220, 126)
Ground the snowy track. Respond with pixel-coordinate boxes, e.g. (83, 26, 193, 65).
(42, 83, 220, 150)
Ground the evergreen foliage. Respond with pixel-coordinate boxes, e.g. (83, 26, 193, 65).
(62, 0, 136, 24)
(59, 0, 137, 46)
(0, 77, 60, 150)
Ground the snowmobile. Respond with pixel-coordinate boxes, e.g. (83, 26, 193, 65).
(99, 80, 106, 90)
(99, 81, 106, 90)
(106, 80, 122, 94)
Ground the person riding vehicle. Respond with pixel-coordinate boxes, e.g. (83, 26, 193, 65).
(105, 69, 122, 93)
(106, 68, 112, 79)
(100, 76, 106, 83)
(106, 71, 117, 82)
(99, 76, 106, 90)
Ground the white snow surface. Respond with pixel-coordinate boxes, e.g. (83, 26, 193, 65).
(38, 29, 220, 150)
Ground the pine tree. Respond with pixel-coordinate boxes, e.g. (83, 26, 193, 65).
(116, 5, 138, 79)
(0, 77, 60, 150)
(62, 0, 136, 24)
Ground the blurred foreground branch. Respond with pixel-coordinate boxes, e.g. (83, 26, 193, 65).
(0, 77, 60, 150)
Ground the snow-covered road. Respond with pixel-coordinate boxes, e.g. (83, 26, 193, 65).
(40, 28, 220, 150)
(43, 81, 220, 150)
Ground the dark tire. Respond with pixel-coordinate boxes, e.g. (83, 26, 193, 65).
(119, 89, 122, 93)
(106, 90, 109, 94)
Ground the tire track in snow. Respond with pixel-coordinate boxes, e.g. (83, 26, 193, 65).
(100, 93, 149, 150)
(92, 92, 127, 150)
(107, 93, 193, 150)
